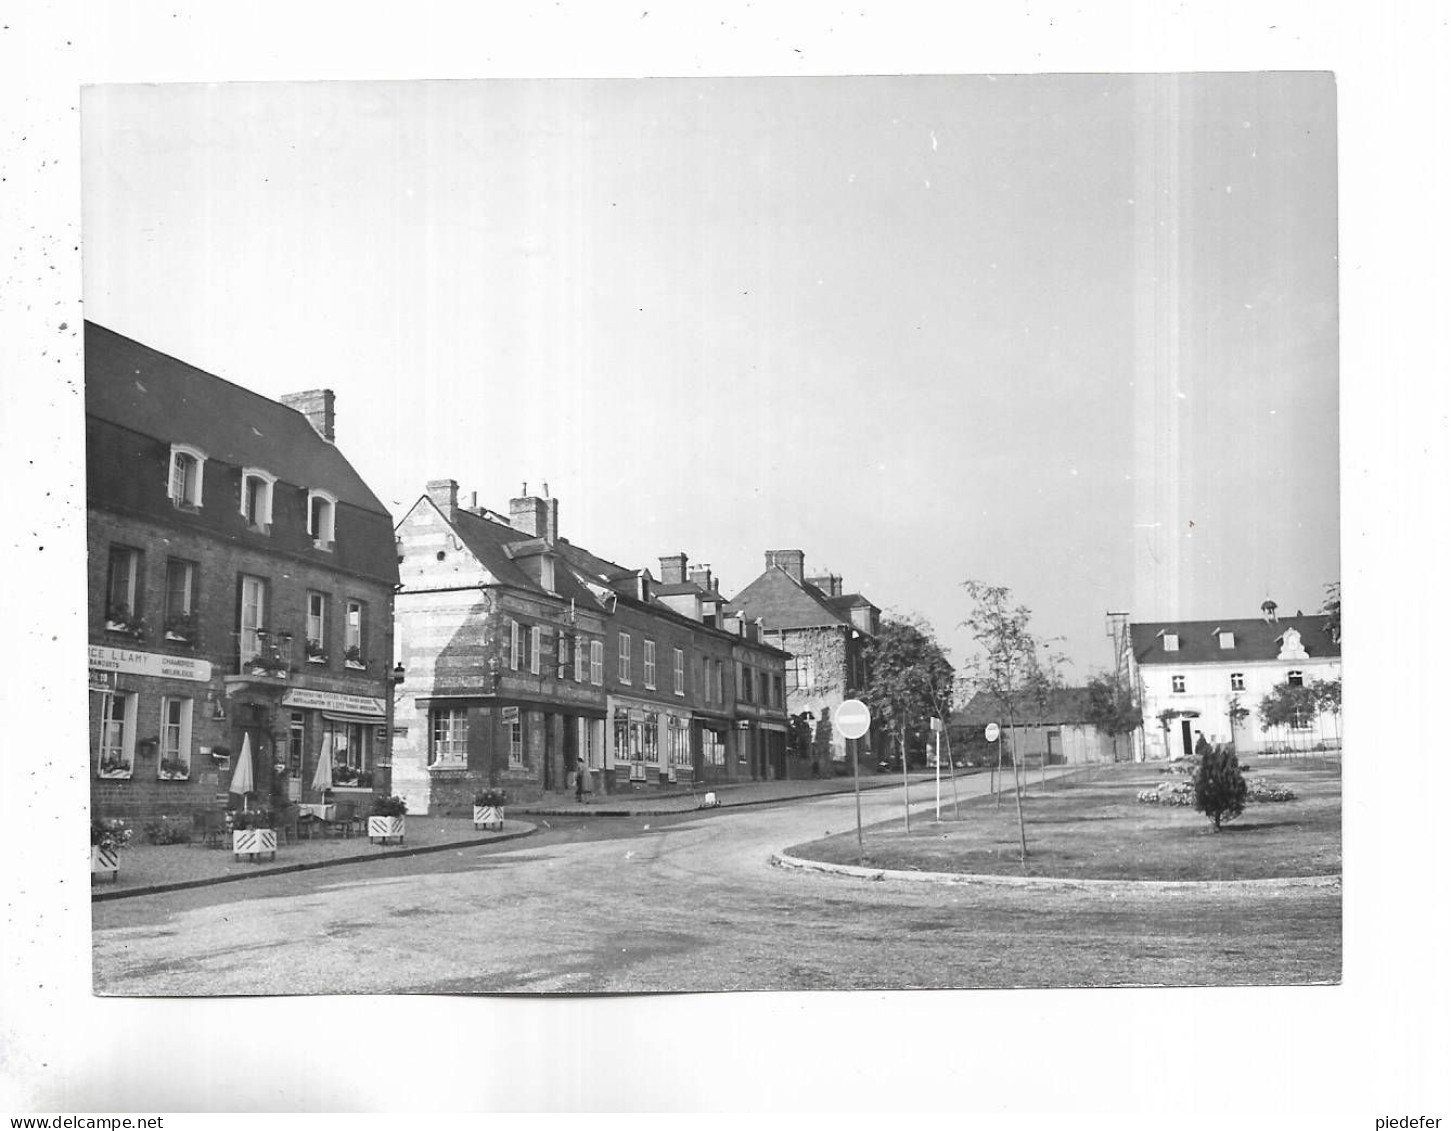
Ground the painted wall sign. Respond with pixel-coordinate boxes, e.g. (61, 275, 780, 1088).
(281, 688, 387, 716)
(88, 646, 213, 683)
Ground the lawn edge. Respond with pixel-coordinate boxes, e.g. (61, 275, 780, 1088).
(770, 850, 1343, 891)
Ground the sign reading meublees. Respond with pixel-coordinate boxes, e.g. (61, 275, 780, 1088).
(88, 644, 212, 683)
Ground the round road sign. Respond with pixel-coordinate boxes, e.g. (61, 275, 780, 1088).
(837, 698, 872, 740)
(984, 723, 1001, 742)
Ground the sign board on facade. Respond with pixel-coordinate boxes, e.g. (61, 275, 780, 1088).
(88, 646, 212, 683)
(280, 688, 386, 717)
(985, 723, 1001, 742)
(837, 698, 871, 740)
(88, 669, 117, 691)
(501, 706, 520, 722)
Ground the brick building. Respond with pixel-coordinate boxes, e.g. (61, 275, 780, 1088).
(392, 483, 788, 812)
(86, 323, 400, 824)
(727, 549, 884, 772)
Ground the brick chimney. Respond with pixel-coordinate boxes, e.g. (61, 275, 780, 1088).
(688, 564, 715, 592)
(509, 482, 559, 543)
(427, 478, 459, 519)
(281, 389, 336, 443)
(808, 572, 843, 598)
(659, 553, 689, 584)
(765, 549, 805, 582)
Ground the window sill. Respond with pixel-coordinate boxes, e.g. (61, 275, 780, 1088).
(157, 772, 191, 782)
(97, 770, 133, 780)
(345, 660, 367, 671)
(307, 657, 329, 665)
(312, 539, 335, 552)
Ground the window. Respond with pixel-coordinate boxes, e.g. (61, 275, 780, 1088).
(158, 697, 193, 777)
(238, 574, 267, 665)
(509, 714, 524, 767)
(105, 546, 142, 627)
(574, 636, 587, 683)
(619, 633, 632, 684)
(95, 690, 136, 777)
(772, 674, 784, 708)
(787, 654, 816, 691)
(739, 663, 754, 703)
(168, 443, 206, 508)
(531, 626, 542, 676)
(712, 659, 724, 703)
(1288, 670, 1304, 687)
(345, 600, 366, 667)
(673, 648, 685, 696)
(643, 639, 656, 689)
(324, 717, 371, 773)
(1218, 632, 1235, 649)
(642, 713, 660, 764)
(306, 592, 329, 661)
(306, 489, 337, 549)
(163, 558, 197, 640)
(240, 468, 276, 530)
(288, 712, 306, 775)
(613, 711, 630, 764)
(540, 556, 555, 591)
(510, 619, 533, 672)
(1163, 633, 1179, 652)
(1230, 672, 1245, 692)
(590, 640, 603, 686)
(1171, 674, 1186, 693)
(430, 708, 468, 764)
(557, 632, 573, 680)
(702, 727, 726, 766)
(668, 715, 690, 766)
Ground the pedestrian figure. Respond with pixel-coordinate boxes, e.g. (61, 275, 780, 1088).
(575, 761, 585, 802)
(1194, 731, 1211, 759)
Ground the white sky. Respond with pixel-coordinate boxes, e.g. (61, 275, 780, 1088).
(81, 71, 1338, 677)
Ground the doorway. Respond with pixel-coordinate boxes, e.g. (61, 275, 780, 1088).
(1180, 720, 1194, 757)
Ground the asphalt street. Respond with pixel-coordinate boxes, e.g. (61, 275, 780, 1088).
(92, 771, 1339, 993)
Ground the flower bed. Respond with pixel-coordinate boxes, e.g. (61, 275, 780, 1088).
(1136, 781, 1193, 806)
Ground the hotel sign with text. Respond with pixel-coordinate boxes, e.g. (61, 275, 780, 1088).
(88, 645, 212, 683)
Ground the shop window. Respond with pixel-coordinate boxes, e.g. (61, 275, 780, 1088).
(509, 715, 524, 767)
(96, 690, 136, 777)
(324, 717, 371, 781)
(643, 714, 660, 764)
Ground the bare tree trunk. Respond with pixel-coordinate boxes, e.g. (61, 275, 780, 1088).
(1007, 706, 1027, 863)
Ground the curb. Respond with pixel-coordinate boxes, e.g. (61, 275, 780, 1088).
(91, 823, 539, 902)
(770, 851, 1343, 892)
(518, 775, 924, 818)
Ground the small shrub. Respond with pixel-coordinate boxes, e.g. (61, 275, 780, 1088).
(232, 809, 274, 831)
(372, 795, 408, 817)
(143, 817, 192, 845)
(474, 788, 509, 808)
(1193, 743, 1248, 830)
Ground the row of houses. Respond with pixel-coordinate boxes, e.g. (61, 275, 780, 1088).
(85, 324, 885, 822)
(950, 602, 1342, 765)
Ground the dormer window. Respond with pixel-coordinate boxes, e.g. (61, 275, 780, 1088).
(307, 489, 337, 550)
(1218, 631, 1235, 649)
(240, 468, 276, 531)
(1163, 632, 1179, 652)
(168, 443, 206, 509)
(540, 556, 555, 592)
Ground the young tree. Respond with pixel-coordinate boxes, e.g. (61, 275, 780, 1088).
(1084, 671, 1141, 762)
(959, 581, 1060, 862)
(1309, 677, 1342, 745)
(1193, 743, 1248, 831)
(861, 615, 956, 829)
(1259, 679, 1320, 749)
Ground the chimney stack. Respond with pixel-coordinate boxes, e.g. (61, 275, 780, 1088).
(281, 389, 336, 443)
(764, 549, 805, 582)
(688, 564, 715, 592)
(427, 478, 459, 519)
(807, 572, 843, 598)
(510, 484, 559, 543)
(659, 553, 689, 585)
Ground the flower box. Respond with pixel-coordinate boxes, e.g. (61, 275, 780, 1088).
(90, 845, 119, 883)
(345, 660, 367, 671)
(473, 805, 505, 831)
(368, 815, 405, 844)
(232, 828, 277, 862)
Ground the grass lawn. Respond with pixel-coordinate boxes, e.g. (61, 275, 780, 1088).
(786, 757, 1342, 881)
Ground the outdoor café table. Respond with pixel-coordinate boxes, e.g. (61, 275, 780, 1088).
(298, 803, 335, 821)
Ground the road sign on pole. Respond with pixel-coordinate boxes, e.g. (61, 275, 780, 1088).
(985, 723, 1000, 742)
(837, 699, 871, 861)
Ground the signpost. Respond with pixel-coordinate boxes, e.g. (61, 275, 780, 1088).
(837, 698, 871, 861)
(985, 723, 1001, 799)
(930, 716, 943, 821)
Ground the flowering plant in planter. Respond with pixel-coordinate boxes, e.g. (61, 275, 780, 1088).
(97, 753, 131, 778)
(473, 788, 508, 831)
(91, 817, 133, 851)
(368, 795, 408, 844)
(372, 795, 408, 817)
(231, 809, 275, 830)
(164, 612, 199, 644)
(474, 788, 509, 808)
(305, 638, 328, 663)
(344, 644, 366, 670)
(104, 604, 148, 639)
(158, 756, 189, 779)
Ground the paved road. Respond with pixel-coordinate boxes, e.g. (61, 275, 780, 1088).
(92, 770, 1339, 994)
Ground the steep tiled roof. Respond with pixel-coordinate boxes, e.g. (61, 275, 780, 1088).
(1129, 616, 1340, 666)
(727, 567, 853, 631)
(444, 506, 601, 608)
(85, 322, 388, 514)
(953, 688, 1097, 728)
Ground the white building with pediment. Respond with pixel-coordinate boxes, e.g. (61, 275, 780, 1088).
(1128, 601, 1342, 759)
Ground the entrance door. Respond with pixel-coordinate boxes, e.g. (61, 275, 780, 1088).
(1046, 729, 1062, 765)
(1180, 720, 1194, 757)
